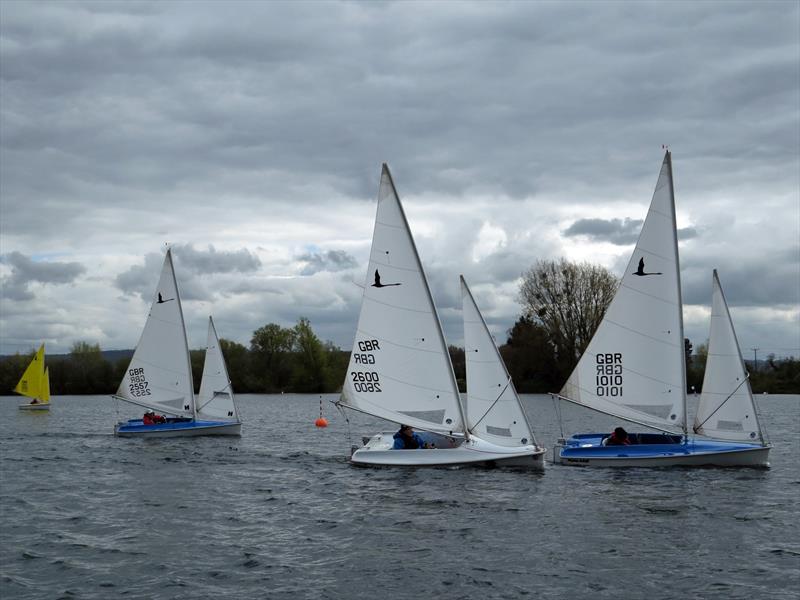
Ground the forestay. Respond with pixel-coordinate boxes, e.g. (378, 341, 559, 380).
(197, 316, 239, 421)
(339, 164, 465, 435)
(116, 249, 196, 417)
(462, 276, 534, 447)
(695, 270, 762, 442)
(560, 151, 687, 431)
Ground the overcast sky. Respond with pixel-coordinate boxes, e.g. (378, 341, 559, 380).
(1, 0, 798, 363)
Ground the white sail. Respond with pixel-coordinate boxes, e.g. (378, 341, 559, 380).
(695, 270, 762, 442)
(461, 276, 534, 447)
(560, 151, 687, 431)
(339, 164, 466, 435)
(116, 249, 196, 417)
(197, 316, 239, 422)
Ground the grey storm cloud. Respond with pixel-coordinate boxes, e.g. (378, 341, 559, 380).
(1, 251, 86, 301)
(563, 218, 644, 245)
(564, 218, 699, 245)
(297, 250, 358, 276)
(0, 2, 797, 356)
(171, 244, 261, 275)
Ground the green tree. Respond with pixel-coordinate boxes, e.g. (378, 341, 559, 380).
(219, 338, 255, 392)
(250, 323, 296, 392)
(66, 341, 114, 394)
(448, 345, 466, 392)
(499, 315, 560, 393)
(518, 258, 617, 382)
(291, 317, 328, 393)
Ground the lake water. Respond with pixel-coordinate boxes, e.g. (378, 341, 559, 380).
(1, 394, 798, 600)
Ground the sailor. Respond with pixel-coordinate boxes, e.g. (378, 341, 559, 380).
(393, 425, 424, 449)
(606, 426, 631, 446)
(142, 411, 154, 425)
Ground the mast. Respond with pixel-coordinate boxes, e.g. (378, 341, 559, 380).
(666, 151, 688, 437)
(382, 164, 470, 440)
(168, 248, 197, 420)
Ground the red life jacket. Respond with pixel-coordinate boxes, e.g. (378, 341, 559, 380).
(142, 413, 154, 425)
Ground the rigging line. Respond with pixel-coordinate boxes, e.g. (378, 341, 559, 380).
(471, 377, 513, 431)
(368, 258, 420, 273)
(552, 393, 565, 439)
(354, 328, 444, 355)
(601, 318, 682, 349)
(363, 294, 437, 315)
(693, 373, 751, 432)
(615, 282, 680, 307)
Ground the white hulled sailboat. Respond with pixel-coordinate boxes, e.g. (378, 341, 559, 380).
(336, 164, 543, 467)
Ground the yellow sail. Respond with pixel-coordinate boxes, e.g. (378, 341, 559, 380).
(42, 367, 51, 404)
(14, 344, 46, 401)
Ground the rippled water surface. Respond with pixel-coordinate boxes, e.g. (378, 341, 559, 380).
(1, 394, 798, 600)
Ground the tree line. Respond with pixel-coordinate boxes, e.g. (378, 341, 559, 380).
(1, 260, 797, 396)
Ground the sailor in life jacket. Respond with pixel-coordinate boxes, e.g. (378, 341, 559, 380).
(605, 427, 631, 446)
(393, 425, 425, 449)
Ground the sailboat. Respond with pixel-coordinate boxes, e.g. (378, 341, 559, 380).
(15, 344, 50, 411)
(336, 163, 543, 467)
(196, 316, 241, 426)
(461, 276, 545, 468)
(113, 249, 241, 437)
(693, 270, 769, 458)
(552, 151, 768, 467)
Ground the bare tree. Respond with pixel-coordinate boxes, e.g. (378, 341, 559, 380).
(518, 258, 618, 378)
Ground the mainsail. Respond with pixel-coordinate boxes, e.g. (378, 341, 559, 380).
(338, 164, 466, 435)
(462, 276, 534, 447)
(14, 344, 47, 402)
(560, 151, 687, 432)
(197, 316, 239, 421)
(695, 270, 763, 443)
(115, 249, 196, 417)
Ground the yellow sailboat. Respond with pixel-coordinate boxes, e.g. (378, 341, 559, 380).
(15, 344, 51, 411)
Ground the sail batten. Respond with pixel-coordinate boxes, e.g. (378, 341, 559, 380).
(559, 151, 686, 431)
(338, 164, 466, 435)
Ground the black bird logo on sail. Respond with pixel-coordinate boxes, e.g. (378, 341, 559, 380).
(633, 257, 662, 276)
(157, 292, 175, 303)
(371, 270, 401, 288)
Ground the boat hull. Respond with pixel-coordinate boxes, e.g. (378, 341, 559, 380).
(114, 419, 241, 438)
(351, 431, 546, 469)
(553, 433, 770, 467)
(18, 403, 50, 411)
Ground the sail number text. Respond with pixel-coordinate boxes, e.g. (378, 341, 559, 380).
(352, 340, 381, 392)
(128, 367, 152, 397)
(596, 353, 622, 397)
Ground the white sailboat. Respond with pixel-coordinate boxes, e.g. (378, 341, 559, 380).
(113, 249, 241, 437)
(197, 316, 241, 426)
(461, 276, 545, 468)
(694, 270, 769, 456)
(15, 344, 50, 411)
(337, 164, 543, 467)
(552, 151, 768, 467)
